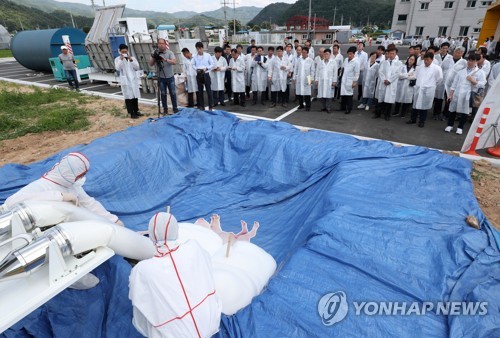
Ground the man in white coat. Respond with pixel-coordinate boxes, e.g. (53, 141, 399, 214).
(443, 47, 466, 117)
(115, 44, 142, 119)
(445, 54, 486, 135)
(269, 46, 292, 108)
(355, 42, 369, 101)
(245, 46, 257, 99)
(407, 52, 443, 127)
(210, 46, 228, 107)
(182, 48, 198, 108)
(229, 49, 246, 107)
(374, 46, 402, 120)
(251, 46, 269, 105)
(305, 39, 315, 59)
(432, 42, 453, 120)
(332, 44, 344, 100)
(315, 48, 338, 114)
(284, 43, 295, 104)
(293, 47, 315, 111)
(2, 151, 124, 289)
(339, 46, 360, 114)
(129, 212, 221, 338)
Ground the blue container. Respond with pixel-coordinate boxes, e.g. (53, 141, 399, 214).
(11, 27, 87, 72)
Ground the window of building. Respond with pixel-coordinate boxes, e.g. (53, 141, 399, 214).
(420, 2, 429, 10)
(444, 1, 454, 9)
(302, 34, 308, 39)
(415, 26, 424, 35)
(397, 14, 408, 22)
(466, 1, 477, 8)
(401, 0, 410, 2)
(438, 26, 448, 36)
(473, 28, 481, 33)
(459, 26, 469, 36)
(480, 1, 492, 6)
(325, 33, 332, 39)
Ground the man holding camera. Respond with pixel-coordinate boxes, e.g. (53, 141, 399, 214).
(115, 44, 142, 119)
(192, 41, 215, 110)
(149, 38, 178, 115)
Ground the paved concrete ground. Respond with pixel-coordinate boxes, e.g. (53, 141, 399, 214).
(0, 46, 477, 152)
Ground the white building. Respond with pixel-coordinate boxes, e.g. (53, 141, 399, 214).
(391, 0, 496, 38)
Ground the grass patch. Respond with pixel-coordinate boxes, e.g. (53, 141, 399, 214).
(0, 50, 13, 58)
(0, 86, 91, 140)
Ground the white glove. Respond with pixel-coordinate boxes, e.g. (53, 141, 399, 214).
(62, 192, 79, 206)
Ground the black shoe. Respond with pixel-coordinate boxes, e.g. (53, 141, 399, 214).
(173, 108, 180, 113)
(384, 115, 390, 121)
(406, 120, 416, 124)
(418, 122, 425, 128)
(400, 114, 406, 118)
(261, 101, 265, 105)
(213, 103, 218, 108)
(320, 108, 327, 112)
(305, 107, 310, 111)
(240, 103, 246, 107)
(187, 104, 195, 108)
(391, 112, 399, 117)
(298, 105, 305, 109)
(220, 103, 226, 106)
(251, 101, 257, 105)
(135, 111, 143, 117)
(231, 102, 239, 106)
(372, 114, 381, 119)
(326, 110, 332, 114)
(282, 103, 288, 108)
(162, 110, 168, 115)
(131, 114, 139, 119)
(270, 103, 276, 108)
(345, 110, 351, 114)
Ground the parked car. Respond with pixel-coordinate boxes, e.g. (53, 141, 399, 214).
(375, 35, 387, 44)
(392, 38, 403, 45)
(403, 35, 417, 45)
(355, 36, 366, 43)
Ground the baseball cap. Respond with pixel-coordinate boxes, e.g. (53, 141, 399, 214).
(61, 46, 68, 50)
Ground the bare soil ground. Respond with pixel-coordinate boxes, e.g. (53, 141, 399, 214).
(1, 86, 498, 229)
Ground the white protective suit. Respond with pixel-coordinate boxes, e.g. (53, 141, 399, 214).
(229, 55, 246, 93)
(413, 63, 443, 110)
(115, 56, 141, 100)
(377, 58, 403, 103)
(396, 65, 416, 104)
(269, 55, 292, 92)
(445, 58, 468, 96)
(251, 55, 269, 91)
(210, 56, 228, 91)
(293, 57, 315, 96)
(362, 61, 380, 99)
(449, 67, 486, 114)
(434, 53, 453, 99)
(245, 53, 255, 87)
(183, 57, 198, 93)
(129, 212, 221, 338)
(488, 63, 500, 87)
(3, 152, 119, 224)
(315, 59, 338, 99)
(355, 50, 368, 84)
(340, 57, 360, 96)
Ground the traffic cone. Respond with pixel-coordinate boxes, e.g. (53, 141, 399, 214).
(464, 107, 491, 156)
(486, 146, 500, 157)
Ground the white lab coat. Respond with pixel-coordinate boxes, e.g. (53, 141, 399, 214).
(362, 62, 380, 99)
(245, 54, 255, 87)
(478, 59, 491, 79)
(3, 152, 119, 223)
(445, 58, 467, 96)
(308, 47, 315, 60)
(488, 63, 500, 87)
(115, 56, 141, 100)
(293, 57, 315, 95)
(251, 55, 269, 91)
(377, 58, 402, 103)
(434, 53, 453, 99)
(340, 57, 360, 96)
(269, 55, 292, 92)
(422, 39, 431, 50)
(129, 240, 222, 338)
(413, 63, 443, 110)
(210, 56, 228, 91)
(449, 67, 486, 114)
(395, 65, 416, 104)
(355, 50, 368, 84)
(332, 53, 344, 72)
(315, 59, 338, 98)
(382, 39, 391, 49)
(183, 57, 198, 93)
(229, 55, 246, 93)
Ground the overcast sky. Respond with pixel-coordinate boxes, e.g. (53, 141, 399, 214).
(56, 0, 296, 13)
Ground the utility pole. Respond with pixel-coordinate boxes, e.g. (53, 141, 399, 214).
(70, 12, 76, 28)
(221, 0, 228, 41)
(333, 6, 337, 26)
(233, 0, 237, 36)
(307, 0, 312, 39)
(340, 14, 343, 26)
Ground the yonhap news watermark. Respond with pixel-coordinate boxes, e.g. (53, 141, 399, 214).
(318, 291, 488, 326)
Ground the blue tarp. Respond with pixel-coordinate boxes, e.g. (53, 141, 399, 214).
(1, 109, 498, 337)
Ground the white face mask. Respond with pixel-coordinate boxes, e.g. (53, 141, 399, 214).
(74, 176, 86, 187)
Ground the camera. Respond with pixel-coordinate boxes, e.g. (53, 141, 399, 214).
(152, 49, 162, 62)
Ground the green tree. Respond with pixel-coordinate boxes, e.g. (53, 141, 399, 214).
(252, 25, 261, 32)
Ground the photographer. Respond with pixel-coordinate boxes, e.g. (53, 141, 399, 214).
(149, 38, 179, 115)
(115, 44, 142, 119)
(192, 41, 215, 110)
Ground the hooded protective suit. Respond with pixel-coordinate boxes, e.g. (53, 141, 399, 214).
(3, 152, 119, 224)
(115, 56, 141, 100)
(129, 212, 221, 338)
